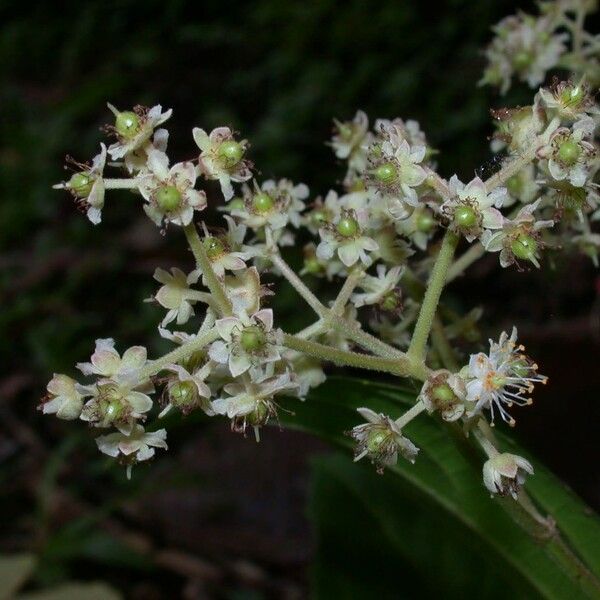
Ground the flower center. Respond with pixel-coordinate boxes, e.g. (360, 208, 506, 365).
(156, 185, 182, 212)
(454, 205, 477, 229)
(218, 140, 244, 167)
(115, 111, 141, 139)
(252, 192, 275, 214)
(374, 162, 398, 185)
(415, 210, 435, 233)
(240, 325, 266, 352)
(336, 216, 359, 237)
(69, 172, 93, 197)
(557, 140, 581, 166)
(203, 236, 225, 259)
(169, 380, 196, 407)
(510, 233, 537, 262)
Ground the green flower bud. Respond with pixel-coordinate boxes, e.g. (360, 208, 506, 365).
(454, 205, 477, 229)
(240, 325, 266, 352)
(336, 215, 359, 237)
(506, 174, 522, 197)
(432, 383, 458, 407)
(374, 162, 398, 185)
(252, 192, 275, 213)
(228, 197, 245, 210)
(304, 256, 323, 274)
(510, 233, 538, 262)
(68, 172, 93, 197)
(169, 380, 196, 407)
(513, 50, 533, 71)
(203, 236, 225, 259)
(115, 111, 140, 139)
(311, 208, 330, 227)
(380, 292, 400, 312)
(218, 140, 244, 167)
(156, 185, 182, 212)
(557, 140, 581, 166)
(415, 210, 435, 233)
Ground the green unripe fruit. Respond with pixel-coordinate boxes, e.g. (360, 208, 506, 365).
(415, 210, 435, 233)
(366, 429, 389, 454)
(169, 380, 196, 407)
(218, 140, 244, 167)
(69, 172, 93, 197)
(304, 256, 323, 274)
(228, 197, 245, 210)
(432, 383, 457, 407)
(557, 140, 581, 166)
(252, 192, 275, 213)
(513, 50, 533, 71)
(454, 205, 477, 229)
(336, 215, 359, 237)
(506, 174, 522, 197)
(156, 185, 182, 212)
(560, 85, 585, 107)
(311, 209, 330, 226)
(203, 236, 225, 259)
(115, 111, 140, 138)
(240, 325, 266, 352)
(510, 233, 538, 262)
(374, 162, 398, 185)
(380, 292, 400, 312)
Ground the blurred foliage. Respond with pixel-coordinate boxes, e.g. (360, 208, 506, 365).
(2, 0, 599, 597)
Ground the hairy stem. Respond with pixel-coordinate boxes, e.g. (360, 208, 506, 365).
(408, 230, 459, 362)
(183, 223, 232, 316)
(104, 178, 139, 189)
(282, 333, 422, 378)
(136, 327, 220, 382)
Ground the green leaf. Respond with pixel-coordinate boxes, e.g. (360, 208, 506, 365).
(280, 377, 600, 599)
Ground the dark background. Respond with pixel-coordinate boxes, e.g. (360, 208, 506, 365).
(1, 1, 599, 598)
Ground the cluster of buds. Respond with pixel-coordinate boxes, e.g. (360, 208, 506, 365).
(481, 1, 599, 94)
(43, 0, 597, 500)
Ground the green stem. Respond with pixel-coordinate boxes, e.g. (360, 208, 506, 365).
(408, 230, 459, 362)
(183, 223, 232, 316)
(330, 269, 363, 315)
(136, 327, 220, 381)
(282, 333, 422, 379)
(395, 400, 426, 429)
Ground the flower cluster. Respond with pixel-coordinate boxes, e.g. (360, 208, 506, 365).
(45, 0, 598, 500)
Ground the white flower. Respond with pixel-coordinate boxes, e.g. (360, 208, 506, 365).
(368, 132, 427, 219)
(209, 309, 282, 377)
(212, 371, 297, 439)
(152, 267, 201, 327)
(538, 121, 597, 188)
(482, 453, 533, 498)
(77, 339, 148, 384)
(330, 110, 371, 174)
(223, 267, 263, 316)
(80, 380, 154, 432)
(538, 80, 599, 122)
(124, 127, 169, 175)
(107, 104, 172, 160)
(42, 374, 85, 420)
(281, 350, 326, 399)
(351, 264, 404, 308)
(138, 148, 207, 227)
(348, 407, 419, 473)
(419, 370, 466, 422)
(481, 14, 567, 94)
(481, 199, 553, 268)
(159, 363, 213, 417)
(193, 126, 252, 200)
(304, 190, 344, 234)
(53, 144, 107, 225)
(442, 176, 507, 242)
(463, 327, 547, 425)
(317, 209, 378, 267)
(96, 425, 168, 478)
